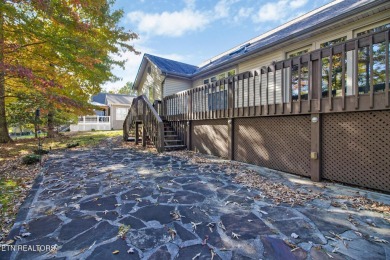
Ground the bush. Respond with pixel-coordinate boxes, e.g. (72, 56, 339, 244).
(66, 142, 79, 148)
(22, 154, 40, 165)
(33, 149, 49, 155)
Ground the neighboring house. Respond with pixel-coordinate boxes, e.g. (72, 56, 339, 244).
(70, 93, 135, 131)
(134, 0, 390, 104)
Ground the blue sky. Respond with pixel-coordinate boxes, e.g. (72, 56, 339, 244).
(106, 0, 332, 91)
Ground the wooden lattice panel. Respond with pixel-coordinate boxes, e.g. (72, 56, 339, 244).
(234, 116, 311, 177)
(322, 111, 390, 192)
(191, 119, 229, 158)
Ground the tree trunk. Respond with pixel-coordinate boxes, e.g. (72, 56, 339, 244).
(0, 7, 12, 143)
(47, 110, 56, 138)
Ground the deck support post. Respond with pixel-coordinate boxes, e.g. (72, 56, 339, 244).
(228, 118, 234, 160)
(135, 122, 140, 145)
(310, 113, 321, 182)
(186, 120, 191, 150)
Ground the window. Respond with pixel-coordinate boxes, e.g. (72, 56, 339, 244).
(320, 36, 347, 98)
(355, 22, 390, 94)
(320, 36, 347, 48)
(202, 69, 235, 86)
(227, 69, 235, 77)
(287, 47, 311, 101)
(116, 107, 128, 121)
(357, 23, 390, 37)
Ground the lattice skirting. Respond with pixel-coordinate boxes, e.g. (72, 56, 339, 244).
(234, 116, 311, 177)
(191, 119, 229, 158)
(322, 111, 390, 192)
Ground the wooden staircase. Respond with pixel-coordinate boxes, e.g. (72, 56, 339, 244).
(162, 121, 186, 151)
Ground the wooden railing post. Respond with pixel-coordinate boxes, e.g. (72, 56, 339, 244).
(310, 113, 321, 182)
(158, 121, 164, 152)
(228, 118, 234, 160)
(142, 103, 147, 147)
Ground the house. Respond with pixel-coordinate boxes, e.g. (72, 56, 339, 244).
(134, 0, 389, 102)
(127, 0, 390, 193)
(70, 93, 135, 131)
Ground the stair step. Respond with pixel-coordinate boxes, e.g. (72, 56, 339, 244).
(164, 145, 186, 149)
(164, 135, 178, 137)
(165, 140, 182, 143)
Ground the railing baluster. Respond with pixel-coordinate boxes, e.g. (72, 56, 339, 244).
(259, 68, 262, 115)
(341, 43, 346, 110)
(354, 40, 359, 109)
(369, 35, 374, 108)
(273, 65, 276, 114)
(241, 75, 244, 116)
(386, 30, 389, 107)
(289, 61, 293, 113)
(308, 57, 312, 112)
(328, 47, 333, 111)
(253, 71, 256, 116)
(281, 66, 285, 114)
(265, 67, 269, 115)
(247, 73, 250, 116)
(298, 58, 302, 113)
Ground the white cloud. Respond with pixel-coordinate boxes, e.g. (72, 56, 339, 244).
(234, 7, 253, 23)
(290, 0, 308, 9)
(127, 0, 241, 37)
(252, 0, 308, 23)
(214, 0, 240, 19)
(128, 9, 210, 37)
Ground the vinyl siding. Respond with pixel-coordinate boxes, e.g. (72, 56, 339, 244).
(138, 61, 164, 101)
(163, 77, 192, 97)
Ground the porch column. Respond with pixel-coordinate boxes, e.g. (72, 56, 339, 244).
(310, 113, 321, 182)
(142, 124, 147, 147)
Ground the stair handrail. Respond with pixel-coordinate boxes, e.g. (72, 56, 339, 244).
(123, 95, 165, 152)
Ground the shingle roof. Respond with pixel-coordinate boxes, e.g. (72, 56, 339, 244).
(139, 0, 384, 80)
(91, 93, 135, 105)
(145, 54, 198, 77)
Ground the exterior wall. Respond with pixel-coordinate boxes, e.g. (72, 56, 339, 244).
(110, 105, 131, 130)
(164, 77, 192, 97)
(138, 61, 164, 101)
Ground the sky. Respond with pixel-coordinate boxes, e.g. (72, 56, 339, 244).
(105, 0, 333, 92)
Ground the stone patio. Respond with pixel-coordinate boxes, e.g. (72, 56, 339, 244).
(3, 139, 390, 259)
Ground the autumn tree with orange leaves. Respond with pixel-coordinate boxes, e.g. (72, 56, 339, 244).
(0, 0, 139, 142)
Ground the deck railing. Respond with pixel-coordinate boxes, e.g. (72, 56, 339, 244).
(78, 116, 110, 123)
(162, 29, 390, 120)
(123, 95, 164, 152)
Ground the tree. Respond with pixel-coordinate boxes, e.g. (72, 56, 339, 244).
(0, 0, 139, 142)
(117, 81, 136, 95)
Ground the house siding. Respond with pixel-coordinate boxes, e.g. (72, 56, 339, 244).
(163, 77, 192, 97)
(138, 61, 164, 101)
(110, 105, 131, 130)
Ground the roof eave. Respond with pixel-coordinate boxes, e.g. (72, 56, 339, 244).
(191, 0, 389, 80)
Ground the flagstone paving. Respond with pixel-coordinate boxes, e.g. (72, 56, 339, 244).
(3, 140, 390, 260)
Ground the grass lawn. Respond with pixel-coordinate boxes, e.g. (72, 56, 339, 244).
(0, 130, 123, 242)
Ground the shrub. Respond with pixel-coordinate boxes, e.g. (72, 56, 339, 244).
(22, 154, 40, 165)
(66, 142, 79, 148)
(33, 149, 49, 155)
